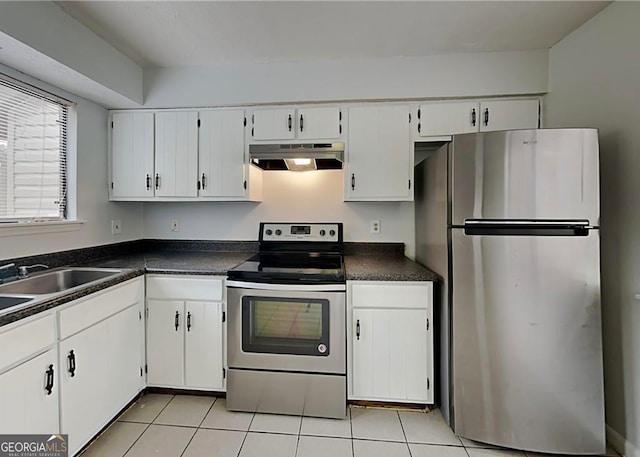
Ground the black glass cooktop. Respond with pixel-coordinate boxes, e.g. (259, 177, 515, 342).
(227, 252, 345, 284)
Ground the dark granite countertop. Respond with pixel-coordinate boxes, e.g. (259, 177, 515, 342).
(85, 251, 254, 275)
(345, 254, 439, 282)
(1, 241, 438, 327)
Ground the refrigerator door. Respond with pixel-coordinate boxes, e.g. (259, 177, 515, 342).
(451, 228, 604, 454)
(451, 129, 599, 226)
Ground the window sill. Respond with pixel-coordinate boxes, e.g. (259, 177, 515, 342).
(0, 220, 86, 237)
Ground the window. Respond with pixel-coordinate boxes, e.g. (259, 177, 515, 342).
(0, 75, 69, 222)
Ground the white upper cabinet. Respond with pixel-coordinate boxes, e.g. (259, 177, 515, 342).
(416, 98, 540, 137)
(198, 110, 246, 198)
(155, 111, 199, 197)
(250, 106, 342, 141)
(479, 99, 540, 132)
(417, 102, 479, 137)
(110, 109, 259, 201)
(346, 105, 412, 201)
(297, 107, 342, 140)
(110, 112, 155, 198)
(251, 108, 296, 140)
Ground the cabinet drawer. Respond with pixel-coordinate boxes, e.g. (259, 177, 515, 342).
(59, 278, 143, 339)
(350, 282, 431, 309)
(146, 275, 223, 301)
(0, 314, 55, 371)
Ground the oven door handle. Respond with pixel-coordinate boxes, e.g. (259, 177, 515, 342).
(225, 280, 346, 292)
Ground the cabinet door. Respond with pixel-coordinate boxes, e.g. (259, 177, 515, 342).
(251, 108, 296, 140)
(347, 105, 412, 200)
(199, 110, 246, 198)
(155, 111, 199, 197)
(146, 300, 184, 386)
(352, 308, 430, 402)
(480, 99, 539, 132)
(106, 305, 144, 412)
(0, 349, 59, 434)
(297, 107, 342, 140)
(59, 320, 109, 455)
(110, 112, 155, 198)
(185, 301, 224, 389)
(418, 102, 479, 136)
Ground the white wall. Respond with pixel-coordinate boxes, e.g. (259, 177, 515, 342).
(0, 64, 144, 261)
(0, 2, 143, 106)
(143, 170, 416, 257)
(546, 4, 640, 457)
(143, 50, 548, 108)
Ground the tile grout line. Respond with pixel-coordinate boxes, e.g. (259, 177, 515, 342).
(295, 414, 303, 457)
(396, 410, 413, 457)
(235, 410, 257, 456)
(177, 396, 218, 457)
(350, 407, 355, 457)
(121, 394, 175, 457)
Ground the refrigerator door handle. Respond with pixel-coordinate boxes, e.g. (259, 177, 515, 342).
(463, 219, 592, 236)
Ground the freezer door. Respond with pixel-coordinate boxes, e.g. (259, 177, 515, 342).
(451, 129, 599, 225)
(451, 229, 604, 453)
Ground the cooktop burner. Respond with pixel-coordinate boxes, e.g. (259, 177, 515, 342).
(227, 223, 345, 285)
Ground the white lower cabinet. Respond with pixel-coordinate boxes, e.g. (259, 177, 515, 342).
(348, 281, 434, 403)
(146, 275, 225, 390)
(0, 349, 59, 433)
(0, 313, 58, 434)
(58, 278, 144, 455)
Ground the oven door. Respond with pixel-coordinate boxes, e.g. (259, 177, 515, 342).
(227, 285, 345, 374)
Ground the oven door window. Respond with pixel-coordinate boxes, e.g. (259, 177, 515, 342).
(242, 296, 330, 356)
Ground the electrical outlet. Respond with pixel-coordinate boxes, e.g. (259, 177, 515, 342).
(171, 219, 180, 232)
(111, 219, 122, 235)
(370, 220, 381, 234)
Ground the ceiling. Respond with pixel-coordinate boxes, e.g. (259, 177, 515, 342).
(57, 1, 610, 68)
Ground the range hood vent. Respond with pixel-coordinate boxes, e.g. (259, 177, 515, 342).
(250, 143, 344, 171)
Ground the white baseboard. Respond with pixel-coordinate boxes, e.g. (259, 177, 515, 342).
(607, 424, 640, 457)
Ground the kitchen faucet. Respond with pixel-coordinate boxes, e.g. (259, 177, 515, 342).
(17, 264, 49, 278)
(0, 263, 16, 284)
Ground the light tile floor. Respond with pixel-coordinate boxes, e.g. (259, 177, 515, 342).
(80, 394, 621, 457)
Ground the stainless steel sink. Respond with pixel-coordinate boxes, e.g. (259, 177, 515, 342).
(0, 268, 125, 295)
(0, 295, 36, 311)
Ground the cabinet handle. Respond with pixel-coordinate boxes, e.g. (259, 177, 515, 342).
(67, 350, 76, 377)
(471, 108, 477, 127)
(187, 311, 192, 332)
(418, 123, 421, 134)
(356, 320, 361, 340)
(201, 173, 206, 190)
(288, 114, 292, 132)
(155, 173, 160, 190)
(351, 173, 355, 191)
(300, 114, 304, 132)
(146, 174, 151, 190)
(45, 364, 54, 395)
(175, 310, 180, 331)
(483, 108, 489, 127)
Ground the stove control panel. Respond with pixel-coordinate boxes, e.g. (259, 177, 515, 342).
(261, 223, 341, 242)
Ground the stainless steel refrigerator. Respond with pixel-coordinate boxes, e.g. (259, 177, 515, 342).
(415, 129, 605, 454)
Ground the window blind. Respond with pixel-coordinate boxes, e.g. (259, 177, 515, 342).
(0, 75, 69, 222)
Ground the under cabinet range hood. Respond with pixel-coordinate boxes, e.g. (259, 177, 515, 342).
(250, 143, 344, 171)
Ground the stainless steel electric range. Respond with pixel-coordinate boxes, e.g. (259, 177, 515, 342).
(225, 222, 346, 419)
